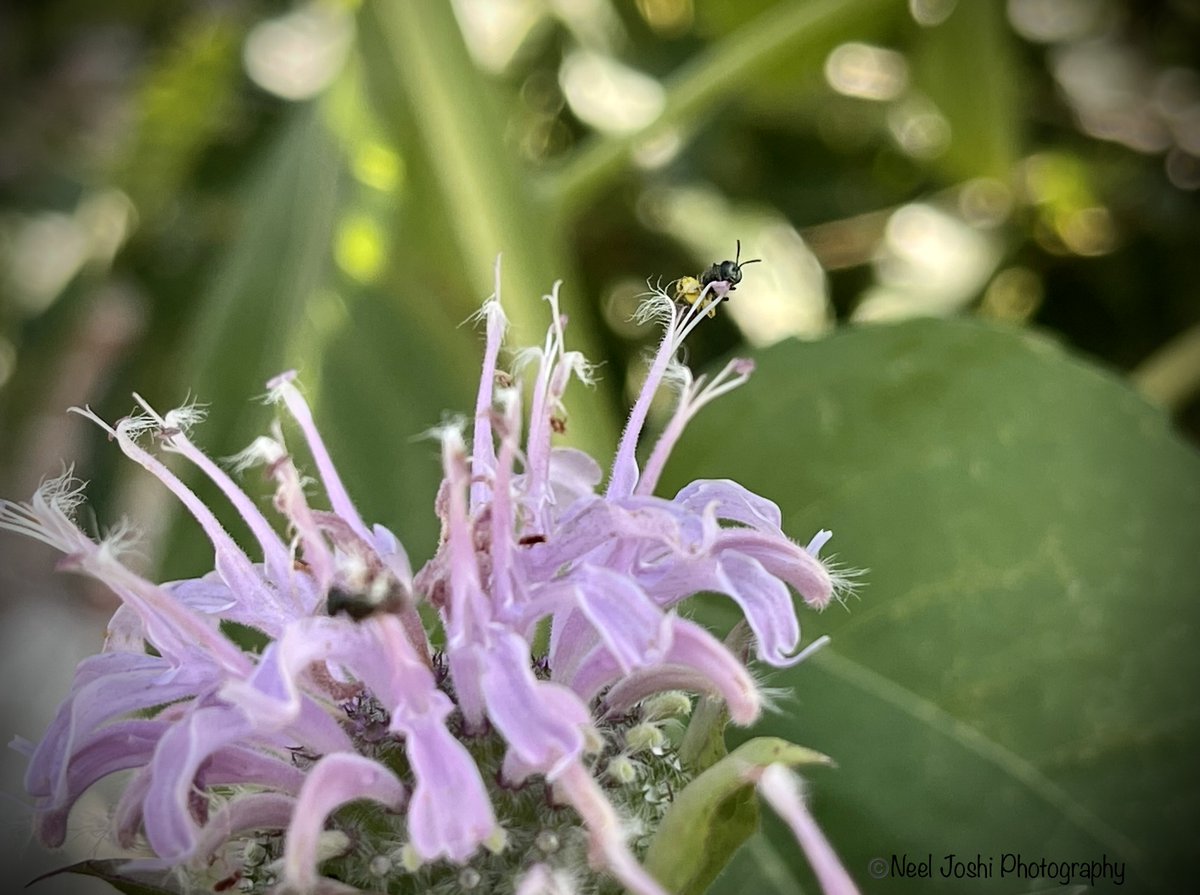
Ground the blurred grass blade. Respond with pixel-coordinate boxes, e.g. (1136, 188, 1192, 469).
(160, 104, 343, 579)
(355, 2, 560, 346)
(180, 104, 341, 431)
(356, 0, 617, 458)
(910, 0, 1022, 182)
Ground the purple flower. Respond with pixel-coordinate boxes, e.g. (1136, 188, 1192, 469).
(1, 278, 850, 894)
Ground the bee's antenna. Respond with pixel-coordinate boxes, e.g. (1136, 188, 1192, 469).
(733, 240, 761, 267)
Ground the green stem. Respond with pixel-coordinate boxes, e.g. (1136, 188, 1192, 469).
(544, 0, 904, 215)
(1132, 322, 1200, 411)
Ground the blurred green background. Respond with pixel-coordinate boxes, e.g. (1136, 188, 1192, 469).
(1, 1, 1198, 893)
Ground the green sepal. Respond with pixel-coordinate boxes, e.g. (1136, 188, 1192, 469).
(677, 691, 730, 774)
(677, 620, 752, 773)
(644, 737, 833, 895)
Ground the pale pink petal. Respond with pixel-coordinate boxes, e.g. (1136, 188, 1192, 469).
(268, 371, 374, 547)
(477, 628, 589, 777)
(402, 712, 498, 862)
(32, 719, 164, 847)
(757, 765, 861, 895)
(142, 705, 256, 860)
(469, 293, 507, 509)
(554, 762, 670, 895)
(188, 792, 297, 864)
(572, 616, 760, 725)
(280, 753, 406, 892)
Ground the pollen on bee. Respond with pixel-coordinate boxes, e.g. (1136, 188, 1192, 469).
(673, 276, 717, 318)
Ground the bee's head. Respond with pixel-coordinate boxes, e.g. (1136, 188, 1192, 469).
(723, 239, 761, 284)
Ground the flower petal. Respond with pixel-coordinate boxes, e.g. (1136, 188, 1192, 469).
(757, 764, 861, 895)
(548, 565, 673, 673)
(554, 762, 670, 895)
(673, 479, 784, 534)
(574, 616, 760, 725)
(32, 719, 164, 847)
(717, 529, 835, 609)
(476, 627, 589, 777)
(714, 552, 802, 665)
(280, 753, 406, 892)
(142, 705, 256, 860)
(401, 710, 498, 862)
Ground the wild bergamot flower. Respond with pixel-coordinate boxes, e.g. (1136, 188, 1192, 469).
(2, 276, 858, 895)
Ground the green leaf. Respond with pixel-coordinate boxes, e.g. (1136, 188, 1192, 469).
(114, 13, 243, 223)
(662, 319, 1200, 894)
(645, 737, 832, 895)
(28, 860, 179, 895)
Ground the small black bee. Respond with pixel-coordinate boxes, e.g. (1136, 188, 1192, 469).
(326, 580, 409, 621)
(674, 240, 761, 317)
(698, 240, 761, 292)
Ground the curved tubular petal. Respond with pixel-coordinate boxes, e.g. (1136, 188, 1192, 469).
(100, 413, 286, 626)
(147, 410, 295, 601)
(218, 616, 353, 730)
(32, 719, 164, 847)
(188, 792, 297, 866)
(672, 478, 784, 534)
(401, 712, 498, 862)
(541, 565, 672, 677)
(26, 653, 207, 803)
(197, 744, 308, 794)
(280, 753, 407, 893)
(554, 762, 670, 895)
(714, 552, 802, 666)
(477, 628, 589, 778)
(142, 705, 256, 860)
(716, 529, 834, 609)
(470, 293, 507, 510)
(115, 742, 308, 851)
(572, 616, 760, 726)
(268, 372, 374, 548)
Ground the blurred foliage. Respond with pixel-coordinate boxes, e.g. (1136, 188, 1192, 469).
(2, 0, 1199, 891)
(668, 319, 1200, 893)
(2, 0, 1199, 552)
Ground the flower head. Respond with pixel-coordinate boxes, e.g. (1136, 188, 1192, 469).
(2, 276, 849, 894)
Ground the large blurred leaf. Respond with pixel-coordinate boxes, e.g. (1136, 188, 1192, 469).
(114, 11, 243, 222)
(311, 285, 482, 564)
(661, 319, 1200, 893)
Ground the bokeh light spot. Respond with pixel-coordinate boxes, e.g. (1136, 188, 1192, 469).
(335, 214, 386, 284)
